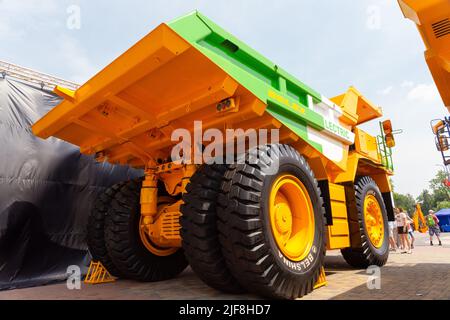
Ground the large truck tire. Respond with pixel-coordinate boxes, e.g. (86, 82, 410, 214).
(105, 179, 188, 281)
(87, 182, 126, 277)
(180, 164, 244, 294)
(341, 176, 389, 268)
(217, 144, 326, 299)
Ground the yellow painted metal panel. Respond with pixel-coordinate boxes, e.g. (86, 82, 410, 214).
(426, 51, 450, 109)
(326, 230, 350, 249)
(329, 183, 346, 202)
(329, 218, 350, 237)
(354, 128, 381, 163)
(330, 201, 348, 219)
(333, 153, 360, 184)
(326, 183, 350, 250)
(371, 173, 392, 193)
(331, 87, 383, 126)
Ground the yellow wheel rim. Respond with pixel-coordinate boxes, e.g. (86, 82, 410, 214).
(139, 199, 179, 257)
(269, 174, 315, 262)
(363, 194, 385, 249)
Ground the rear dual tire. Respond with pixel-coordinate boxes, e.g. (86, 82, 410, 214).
(87, 179, 188, 282)
(181, 144, 327, 299)
(217, 144, 326, 299)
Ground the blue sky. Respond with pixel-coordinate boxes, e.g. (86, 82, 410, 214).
(0, 0, 446, 197)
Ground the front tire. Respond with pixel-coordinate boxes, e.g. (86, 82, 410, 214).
(217, 144, 326, 299)
(105, 179, 188, 281)
(341, 176, 389, 268)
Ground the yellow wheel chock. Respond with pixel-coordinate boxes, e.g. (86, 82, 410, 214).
(313, 267, 327, 290)
(84, 261, 116, 284)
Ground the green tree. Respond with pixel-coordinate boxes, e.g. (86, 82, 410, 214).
(390, 171, 450, 214)
(417, 189, 434, 213)
(415, 170, 450, 212)
(436, 201, 450, 211)
(393, 192, 415, 215)
(429, 170, 450, 205)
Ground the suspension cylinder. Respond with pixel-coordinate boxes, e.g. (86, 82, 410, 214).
(140, 170, 158, 224)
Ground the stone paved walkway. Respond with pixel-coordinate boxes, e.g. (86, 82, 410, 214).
(1, 233, 449, 300)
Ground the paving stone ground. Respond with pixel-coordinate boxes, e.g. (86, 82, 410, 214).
(304, 232, 450, 300)
(1, 233, 449, 300)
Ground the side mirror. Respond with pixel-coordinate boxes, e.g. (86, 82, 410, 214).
(382, 120, 395, 148)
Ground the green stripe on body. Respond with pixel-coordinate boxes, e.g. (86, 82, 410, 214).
(266, 104, 323, 153)
(169, 11, 322, 103)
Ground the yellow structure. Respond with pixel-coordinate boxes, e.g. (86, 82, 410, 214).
(413, 204, 429, 233)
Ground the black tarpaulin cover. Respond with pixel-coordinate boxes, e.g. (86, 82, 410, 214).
(0, 77, 140, 290)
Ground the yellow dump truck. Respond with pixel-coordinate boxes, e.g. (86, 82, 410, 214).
(398, 0, 450, 169)
(32, 12, 395, 299)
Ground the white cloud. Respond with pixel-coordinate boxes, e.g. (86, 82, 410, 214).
(0, 18, 13, 38)
(0, 0, 58, 15)
(58, 36, 97, 83)
(384, 91, 443, 197)
(407, 83, 440, 103)
(378, 86, 393, 95)
(0, 0, 59, 40)
(401, 80, 414, 88)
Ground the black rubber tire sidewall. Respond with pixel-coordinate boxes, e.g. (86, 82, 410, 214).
(341, 177, 390, 268)
(358, 181, 390, 260)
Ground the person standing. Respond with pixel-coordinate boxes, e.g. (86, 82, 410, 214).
(406, 214, 415, 249)
(427, 210, 442, 246)
(389, 212, 398, 252)
(396, 208, 411, 254)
